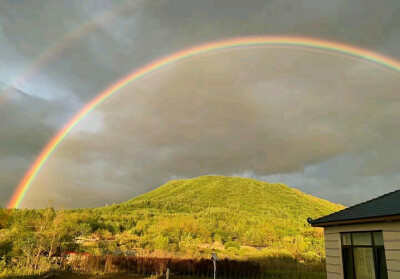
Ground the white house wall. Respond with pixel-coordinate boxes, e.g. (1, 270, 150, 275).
(323, 221, 400, 279)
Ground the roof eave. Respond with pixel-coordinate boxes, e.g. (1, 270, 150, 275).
(311, 214, 400, 227)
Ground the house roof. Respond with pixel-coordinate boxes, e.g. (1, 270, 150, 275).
(311, 189, 400, 227)
(64, 251, 90, 256)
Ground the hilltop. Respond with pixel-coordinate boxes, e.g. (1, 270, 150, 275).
(118, 175, 341, 219)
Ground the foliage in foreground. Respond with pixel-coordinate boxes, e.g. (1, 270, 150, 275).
(1, 272, 327, 279)
(0, 176, 343, 276)
(263, 271, 326, 279)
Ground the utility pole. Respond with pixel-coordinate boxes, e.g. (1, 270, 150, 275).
(166, 261, 170, 279)
(211, 253, 218, 279)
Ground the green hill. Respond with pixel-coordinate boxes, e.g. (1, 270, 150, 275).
(96, 175, 343, 260)
(123, 175, 341, 216)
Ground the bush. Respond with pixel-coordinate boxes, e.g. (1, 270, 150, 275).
(0, 256, 8, 276)
(224, 241, 241, 250)
(302, 251, 321, 263)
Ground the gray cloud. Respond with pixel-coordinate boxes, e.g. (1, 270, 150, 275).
(0, 85, 73, 206)
(0, 87, 59, 156)
(20, 49, 400, 208)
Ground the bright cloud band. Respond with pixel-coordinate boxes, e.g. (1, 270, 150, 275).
(8, 36, 400, 208)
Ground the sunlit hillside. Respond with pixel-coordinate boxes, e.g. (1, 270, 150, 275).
(123, 175, 342, 217)
(92, 175, 344, 260)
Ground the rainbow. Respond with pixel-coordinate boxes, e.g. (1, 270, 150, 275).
(8, 36, 400, 208)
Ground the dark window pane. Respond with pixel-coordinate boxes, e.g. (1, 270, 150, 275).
(373, 231, 384, 246)
(342, 233, 352, 245)
(353, 232, 372, 245)
(342, 247, 355, 279)
(354, 248, 376, 279)
(377, 248, 388, 279)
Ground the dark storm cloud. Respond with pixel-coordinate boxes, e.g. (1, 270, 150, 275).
(1, 0, 400, 207)
(0, 86, 72, 206)
(0, 1, 142, 101)
(21, 49, 400, 208)
(4, 0, 400, 101)
(0, 87, 61, 157)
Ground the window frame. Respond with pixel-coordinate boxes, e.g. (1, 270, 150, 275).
(340, 231, 387, 279)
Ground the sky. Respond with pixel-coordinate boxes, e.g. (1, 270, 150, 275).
(0, 0, 400, 208)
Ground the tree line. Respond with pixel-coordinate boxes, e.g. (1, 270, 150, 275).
(0, 205, 326, 277)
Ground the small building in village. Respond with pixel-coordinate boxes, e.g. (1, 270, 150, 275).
(63, 251, 91, 263)
(310, 189, 400, 279)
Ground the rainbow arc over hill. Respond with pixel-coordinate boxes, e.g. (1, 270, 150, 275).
(8, 36, 400, 208)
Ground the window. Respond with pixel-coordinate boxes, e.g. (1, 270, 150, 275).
(341, 231, 388, 279)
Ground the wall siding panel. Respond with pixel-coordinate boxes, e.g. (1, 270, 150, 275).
(322, 221, 400, 279)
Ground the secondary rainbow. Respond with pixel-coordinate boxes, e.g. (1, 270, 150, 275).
(0, 1, 139, 104)
(8, 36, 400, 208)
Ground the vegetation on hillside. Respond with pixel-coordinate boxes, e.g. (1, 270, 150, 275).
(0, 176, 343, 277)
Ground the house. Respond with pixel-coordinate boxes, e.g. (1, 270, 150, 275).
(310, 190, 400, 279)
(63, 251, 91, 263)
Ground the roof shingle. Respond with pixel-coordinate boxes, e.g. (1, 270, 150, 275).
(311, 189, 400, 226)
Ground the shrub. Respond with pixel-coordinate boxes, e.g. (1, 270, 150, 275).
(224, 241, 241, 250)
